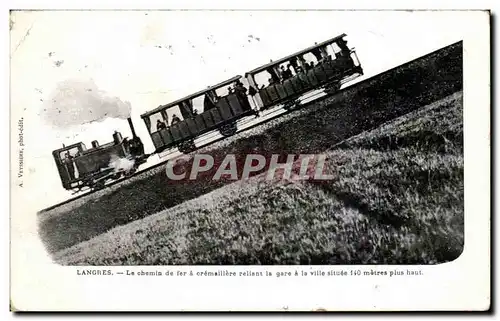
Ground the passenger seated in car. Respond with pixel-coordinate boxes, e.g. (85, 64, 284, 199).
(234, 80, 251, 111)
(171, 114, 181, 125)
(204, 94, 217, 111)
(156, 119, 167, 131)
(337, 39, 354, 67)
(285, 64, 294, 78)
(280, 65, 288, 80)
(234, 80, 247, 94)
(248, 85, 257, 96)
(338, 38, 350, 55)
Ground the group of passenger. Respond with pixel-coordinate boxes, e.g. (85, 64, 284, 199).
(262, 39, 353, 88)
(156, 114, 182, 131)
(228, 80, 252, 111)
(280, 65, 294, 80)
(155, 80, 252, 132)
(266, 60, 315, 87)
(227, 80, 248, 98)
(264, 49, 350, 88)
(152, 40, 354, 132)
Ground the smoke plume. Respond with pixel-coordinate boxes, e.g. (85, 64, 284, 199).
(43, 79, 132, 128)
(108, 156, 135, 173)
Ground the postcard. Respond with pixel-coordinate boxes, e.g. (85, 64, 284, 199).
(10, 9, 490, 311)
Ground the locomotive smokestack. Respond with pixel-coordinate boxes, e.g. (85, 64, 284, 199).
(127, 117, 137, 139)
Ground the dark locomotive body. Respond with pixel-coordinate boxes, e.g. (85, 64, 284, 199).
(52, 118, 147, 192)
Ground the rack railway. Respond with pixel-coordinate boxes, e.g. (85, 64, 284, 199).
(49, 33, 363, 197)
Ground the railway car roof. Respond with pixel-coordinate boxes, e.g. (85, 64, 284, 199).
(245, 33, 347, 75)
(141, 75, 242, 118)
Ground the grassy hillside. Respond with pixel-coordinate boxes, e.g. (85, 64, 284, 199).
(38, 42, 463, 254)
(55, 91, 463, 265)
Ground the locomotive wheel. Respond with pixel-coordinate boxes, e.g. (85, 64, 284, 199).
(324, 82, 342, 95)
(92, 180, 105, 191)
(283, 99, 299, 110)
(219, 122, 238, 137)
(178, 140, 196, 154)
(124, 167, 137, 177)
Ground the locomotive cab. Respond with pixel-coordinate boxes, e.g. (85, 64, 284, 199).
(52, 117, 148, 192)
(52, 143, 87, 190)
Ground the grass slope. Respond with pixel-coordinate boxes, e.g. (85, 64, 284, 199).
(55, 91, 463, 265)
(38, 42, 463, 254)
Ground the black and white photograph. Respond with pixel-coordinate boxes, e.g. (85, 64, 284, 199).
(9, 8, 490, 311)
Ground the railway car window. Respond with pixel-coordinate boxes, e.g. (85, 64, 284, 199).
(337, 39, 350, 53)
(235, 78, 254, 106)
(330, 43, 342, 58)
(147, 112, 166, 133)
(278, 63, 294, 80)
(164, 106, 184, 125)
(215, 86, 231, 97)
(331, 43, 341, 54)
(325, 45, 335, 60)
(170, 113, 182, 125)
(192, 95, 206, 113)
(253, 71, 272, 88)
(301, 53, 319, 69)
(179, 100, 195, 119)
(240, 77, 251, 89)
(311, 48, 323, 61)
(277, 63, 290, 80)
(59, 147, 80, 159)
(288, 63, 296, 76)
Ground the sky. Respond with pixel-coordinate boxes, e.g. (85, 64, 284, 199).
(10, 10, 469, 210)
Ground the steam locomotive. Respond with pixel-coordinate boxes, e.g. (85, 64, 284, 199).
(53, 33, 363, 192)
(52, 118, 148, 192)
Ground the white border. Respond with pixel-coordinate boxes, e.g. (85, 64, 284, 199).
(5, 1, 495, 315)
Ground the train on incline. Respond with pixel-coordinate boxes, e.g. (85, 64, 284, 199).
(53, 33, 363, 192)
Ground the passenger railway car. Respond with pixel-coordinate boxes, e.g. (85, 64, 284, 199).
(245, 33, 363, 110)
(141, 33, 363, 154)
(141, 76, 258, 154)
(52, 118, 147, 191)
